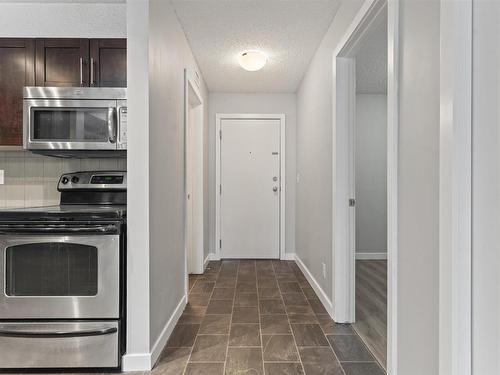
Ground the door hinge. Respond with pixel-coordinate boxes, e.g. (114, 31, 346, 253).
(220, 184, 222, 195)
(219, 130, 222, 140)
(219, 239, 222, 249)
(349, 198, 356, 207)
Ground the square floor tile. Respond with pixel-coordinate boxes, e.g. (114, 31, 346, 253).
(327, 335, 375, 362)
(261, 314, 291, 334)
(188, 294, 211, 307)
(288, 313, 318, 324)
(216, 277, 236, 288)
(301, 287, 318, 299)
(199, 314, 231, 334)
(279, 282, 303, 293)
(229, 323, 261, 347)
(212, 288, 235, 300)
(185, 363, 224, 375)
(262, 335, 299, 362)
(232, 306, 259, 323)
(206, 299, 234, 314)
(341, 362, 385, 375)
(282, 293, 309, 306)
(236, 281, 257, 293)
(259, 299, 286, 314)
(225, 347, 263, 375)
(234, 293, 258, 307)
(302, 362, 344, 375)
(298, 347, 336, 363)
(166, 324, 199, 347)
(308, 299, 328, 315)
(258, 278, 278, 289)
(264, 363, 304, 375)
(191, 281, 215, 294)
(291, 324, 329, 347)
(258, 287, 281, 299)
(154, 347, 191, 375)
(286, 305, 315, 315)
(190, 335, 228, 362)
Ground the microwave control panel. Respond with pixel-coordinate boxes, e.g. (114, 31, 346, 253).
(118, 107, 127, 150)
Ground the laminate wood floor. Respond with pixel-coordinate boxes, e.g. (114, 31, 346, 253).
(353, 260, 387, 370)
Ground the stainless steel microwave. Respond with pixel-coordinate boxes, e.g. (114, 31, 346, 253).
(23, 87, 127, 157)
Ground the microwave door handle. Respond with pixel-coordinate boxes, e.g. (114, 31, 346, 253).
(108, 107, 117, 144)
(0, 224, 117, 234)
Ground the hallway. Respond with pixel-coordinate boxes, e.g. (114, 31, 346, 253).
(156, 260, 385, 375)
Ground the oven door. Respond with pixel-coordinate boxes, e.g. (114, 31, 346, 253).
(24, 99, 118, 150)
(0, 224, 120, 319)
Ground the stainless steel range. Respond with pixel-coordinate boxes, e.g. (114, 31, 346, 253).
(0, 171, 126, 369)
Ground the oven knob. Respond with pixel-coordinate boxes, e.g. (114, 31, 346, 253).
(71, 176, 79, 184)
(61, 177, 69, 184)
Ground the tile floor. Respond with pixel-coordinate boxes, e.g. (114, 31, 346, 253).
(154, 259, 385, 375)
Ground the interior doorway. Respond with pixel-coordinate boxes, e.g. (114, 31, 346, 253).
(215, 114, 286, 260)
(185, 69, 204, 283)
(332, 0, 398, 373)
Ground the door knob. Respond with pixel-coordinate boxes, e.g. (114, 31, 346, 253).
(273, 176, 278, 182)
(273, 187, 278, 192)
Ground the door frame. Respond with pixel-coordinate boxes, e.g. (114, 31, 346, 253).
(215, 113, 286, 260)
(184, 68, 204, 298)
(331, 0, 398, 373)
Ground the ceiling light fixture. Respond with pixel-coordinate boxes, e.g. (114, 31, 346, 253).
(238, 50, 267, 71)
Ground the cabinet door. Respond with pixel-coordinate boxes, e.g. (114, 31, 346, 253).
(35, 39, 89, 87)
(0, 39, 35, 146)
(90, 39, 126, 87)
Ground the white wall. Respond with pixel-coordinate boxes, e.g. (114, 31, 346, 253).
(126, 0, 208, 369)
(148, 0, 208, 349)
(208, 92, 296, 256)
(355, 94, 387, 255)
(296, 0, 364, 302)
(296, 0, 440, 373)
(472, 2, 500, 374)
(397, 1, 440, 373)
(0, 1, 126, 38)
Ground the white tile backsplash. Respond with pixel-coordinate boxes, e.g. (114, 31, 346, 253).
(0, 151, 127, 208)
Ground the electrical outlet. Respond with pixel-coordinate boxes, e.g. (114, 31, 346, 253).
(0, 170, 4, 185)
(322, 262, 326, 279)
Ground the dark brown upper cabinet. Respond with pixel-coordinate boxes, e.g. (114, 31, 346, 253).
(35, 39, 89, 87)
(90, 39, 127, 87)
(0, 39, 35, 146)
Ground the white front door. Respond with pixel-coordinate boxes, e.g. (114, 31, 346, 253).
(220, 118, 281, 259)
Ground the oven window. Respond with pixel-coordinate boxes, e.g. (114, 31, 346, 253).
(32, 108, 109, 142)
(5, 243, 98, 297)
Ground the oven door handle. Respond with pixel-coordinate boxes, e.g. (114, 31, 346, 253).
(0, 327, 117, 338)
(0, 224, 118, 234)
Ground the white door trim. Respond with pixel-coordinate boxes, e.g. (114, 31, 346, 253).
(439, 1, 472, 375)
(215, 113, 286, 260)
(332, 0, 399, 374)
(184, 68, 204, 299)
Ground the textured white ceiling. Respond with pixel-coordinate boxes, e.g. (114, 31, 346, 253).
(355, 11, 387, 94)
(171, 0, 341, 93)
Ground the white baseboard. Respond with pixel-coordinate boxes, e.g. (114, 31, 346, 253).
(281, 252, 295, 261)
(356, 252, 387, 260)
(122, 294, 187, 372)
(204, 253, 211, 269)
(293, 254, 334, 319)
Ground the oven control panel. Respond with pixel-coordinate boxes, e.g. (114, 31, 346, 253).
(58, 171, 127, 191)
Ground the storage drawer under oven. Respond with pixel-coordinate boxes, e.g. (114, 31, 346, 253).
(0, 321, 119, 368)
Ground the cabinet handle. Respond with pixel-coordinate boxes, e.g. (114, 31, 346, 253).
(90, 57, 95, 86)
(79, 57, 84, 86)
